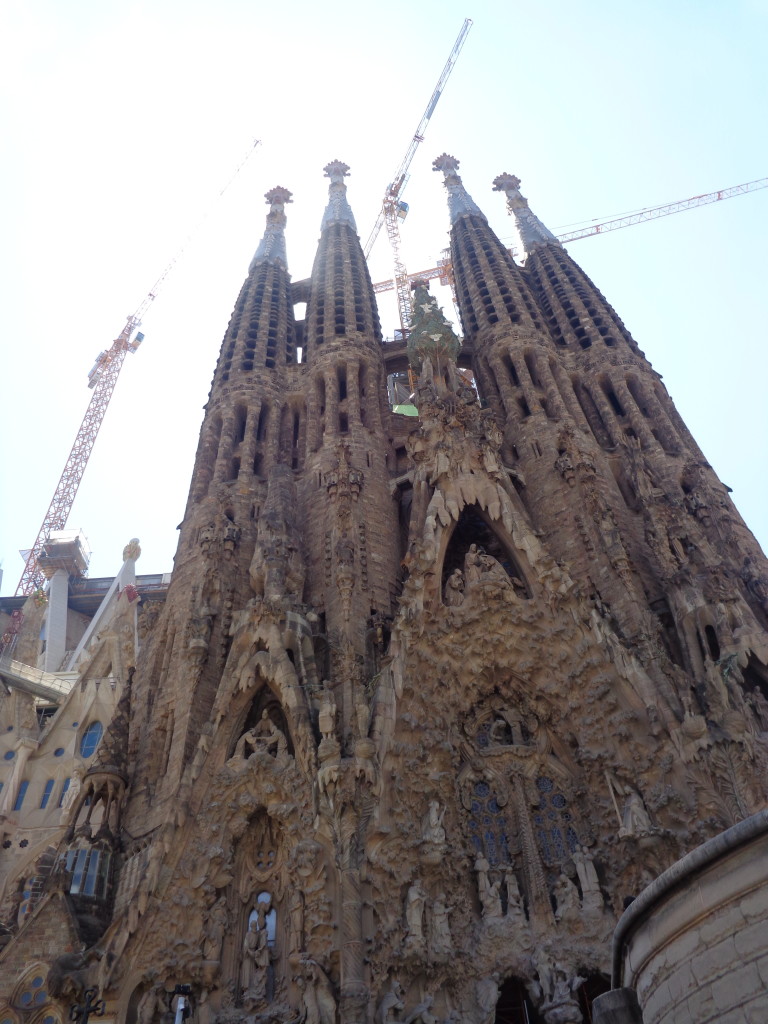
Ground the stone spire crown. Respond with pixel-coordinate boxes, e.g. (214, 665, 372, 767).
(433, 153, 486, 224)
(493, 172, 560, 254)
(321, 160, 357, 231)
(250, 186, 293, 270)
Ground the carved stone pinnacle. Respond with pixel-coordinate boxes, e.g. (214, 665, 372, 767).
(432, 153, 461, 174)
(492, 173, 522, 194)
(323, 161, 351, 184)
(265, 186, 293, 206)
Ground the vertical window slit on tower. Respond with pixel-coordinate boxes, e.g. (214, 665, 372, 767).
(503, 354, 520, 388)
(256, 405, 269, 442)
(602, 381, 626, 417)
(337, 365, 348, 402)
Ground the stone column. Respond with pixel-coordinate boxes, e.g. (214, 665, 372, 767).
(43, 568, 69, 672)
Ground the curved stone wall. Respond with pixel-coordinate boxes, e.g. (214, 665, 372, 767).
(612, 809, 768, 1023)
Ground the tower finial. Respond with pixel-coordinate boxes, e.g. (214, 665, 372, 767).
(492, 173, 560, 254)
(321, 160, 357, 231)
(432, 154, 486, 225)
(250, 185, 293, 269)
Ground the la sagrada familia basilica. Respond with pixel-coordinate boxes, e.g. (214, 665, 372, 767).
(1, 156, 767, 1024)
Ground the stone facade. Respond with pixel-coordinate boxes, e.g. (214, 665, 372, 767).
(1, 156, 767, 1024)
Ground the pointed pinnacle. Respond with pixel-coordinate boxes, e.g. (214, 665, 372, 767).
(432, 154, 485, 225)
(492, 172, 560, 253)
(321, 161, 356, 231)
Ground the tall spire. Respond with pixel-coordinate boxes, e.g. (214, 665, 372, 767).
(306, 161, 381, 353)
(492, 172, 560, 254)
(432, 153, 486, 223)
(250, 186, 292, 270)
(321, 160, 357, 231)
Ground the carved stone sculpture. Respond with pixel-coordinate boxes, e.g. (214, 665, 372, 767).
(241, 918, 270, 1004)
(376, 978, 405, 1024)
(404, 880, 427, 948)
(474, 975, 500, 1024)
(619, 785, 653, 838)
(443, 569, 465, 607)
(429, 896, 453, 958)
(202, 895, 228, 962)
(553, 872, 580, 923)
(235, 710, 288, 761)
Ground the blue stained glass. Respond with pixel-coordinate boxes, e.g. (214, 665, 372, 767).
(488, 797, 500, 812)
(31, 976, 45, 988)
(537, 829, 552, 862)
(482, 815, 493, 825)
(468, 818, 479, 831)
(566, 826, 580, 852)
(79, 721, 103, 758)
(475, 781, 490, 797)
(552, 793, 567, 808)
(562, 811, 572, 822)
(547, 810, 557, 820)
(471, 800, 481, 813)
(471, 834, 483, 852)
(536, 776, 554, 792)
(552, 828, 566, 858)
(21, 993, 32, 1006)
(533, 813, 543, 825)
(34, 990, 47, 1005)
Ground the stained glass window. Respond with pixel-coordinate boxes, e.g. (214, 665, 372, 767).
(533, 775, 579, 866)
(467, 780, 511, 867)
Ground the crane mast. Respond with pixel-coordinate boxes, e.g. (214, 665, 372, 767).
(365, 18, 472, 337)
(2, 140, 262, 655)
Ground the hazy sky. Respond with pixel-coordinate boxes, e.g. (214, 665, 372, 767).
(1, 0, 767, 588)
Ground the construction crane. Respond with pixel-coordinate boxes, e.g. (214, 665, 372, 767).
(372, 175, 768, 296)
(364, 18, 472, 337)
(1, 140, 262, 654)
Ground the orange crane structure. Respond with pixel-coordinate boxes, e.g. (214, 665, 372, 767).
(364, 18, 472, 337)
(372, 175, 768, 295)
(1, 140, 262, 654)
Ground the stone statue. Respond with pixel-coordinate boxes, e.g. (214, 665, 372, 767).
(573, 847, 603, 913)
(504, 870, 525, 921)
(299, 960, 336, 1024)
(295, 973, 320, 1024)
(475, 854, 502, 919)
(404, 994, 438, 1024)
(404, 880, 427, 946)
(235, 710, 288, 760)
(318, 682, 337, 741)
(421, 800, 446, 846)
(619, 785, 653, 838)
(241, 918, 270, 1002)
(464, 544, 484, 590)
(429, 896, 453, 958)
(553, 872, 580, 922)
(202, 895, 228, 962)
(474, 975, 500, 1024)
(61, 767, 83, 816)
(376, 978, 405, 1024)
(443, 568, 465, 607)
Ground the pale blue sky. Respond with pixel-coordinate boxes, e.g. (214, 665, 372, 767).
(1, 0, 766, 585)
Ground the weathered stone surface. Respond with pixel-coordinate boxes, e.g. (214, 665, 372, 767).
(1, 162, 767, 1024)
